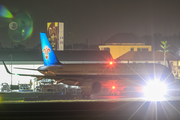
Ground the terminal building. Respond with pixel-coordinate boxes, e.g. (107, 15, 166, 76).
(99, 33, 152, 59)
(99, 33, 180, 79)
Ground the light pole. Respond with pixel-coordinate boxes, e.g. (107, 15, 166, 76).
(69, 32, 76, 50)
(9, 54, 12, 92)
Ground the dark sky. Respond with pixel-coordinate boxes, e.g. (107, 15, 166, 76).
(1, 0, 180, 48)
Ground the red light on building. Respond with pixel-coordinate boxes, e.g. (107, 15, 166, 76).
(112, 86, 115, 89)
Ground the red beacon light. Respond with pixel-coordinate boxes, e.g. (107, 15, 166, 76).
(109, 61, 113, 65)
(112, 86, 115, 89)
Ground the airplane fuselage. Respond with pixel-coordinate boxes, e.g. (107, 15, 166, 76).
(38, 63, 173, 82)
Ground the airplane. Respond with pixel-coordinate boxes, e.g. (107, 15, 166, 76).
(3, 33, 174, 97)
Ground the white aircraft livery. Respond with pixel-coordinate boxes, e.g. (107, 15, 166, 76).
(3, 33, 174, 97)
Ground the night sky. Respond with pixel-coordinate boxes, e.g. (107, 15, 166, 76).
(1, 0, 180, 48)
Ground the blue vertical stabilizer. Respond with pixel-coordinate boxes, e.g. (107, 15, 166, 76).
(40, 33, 61, 66)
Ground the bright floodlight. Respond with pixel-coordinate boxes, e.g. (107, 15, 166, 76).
(112, 86, 115, 89)
(144, 81, 167, 101)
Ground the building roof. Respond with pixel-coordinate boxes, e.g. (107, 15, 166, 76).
(0, 50, 112, 62)
(116, 51, 179, 61)
(104, 33, 143, 44)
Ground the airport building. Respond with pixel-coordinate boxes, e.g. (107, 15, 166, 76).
(116, 51, 180, 78)
(99, 33, 180, 79)
(47, 22, 64, 51)
(99, 33, 152, 59)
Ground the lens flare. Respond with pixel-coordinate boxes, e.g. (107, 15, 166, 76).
(8, 12, 33, 42)
(104, 80, 121, 95)
(9, 22, 18, 30)
(144, 81, 167, 101)
(0, 5, 13, 18)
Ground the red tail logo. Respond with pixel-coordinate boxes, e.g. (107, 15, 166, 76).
(43, 46, 51, 59)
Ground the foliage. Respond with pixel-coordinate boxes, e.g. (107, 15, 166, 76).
(158, 40, 171, 65)
(159, 41, 170, 53)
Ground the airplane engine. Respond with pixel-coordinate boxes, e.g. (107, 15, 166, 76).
(81, 79, 102, 97)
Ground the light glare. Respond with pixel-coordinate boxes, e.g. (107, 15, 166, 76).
(144, 81, 167, 101)
(109, 61, 113, 65)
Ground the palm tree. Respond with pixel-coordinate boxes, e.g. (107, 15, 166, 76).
(159, 41, 170, 66)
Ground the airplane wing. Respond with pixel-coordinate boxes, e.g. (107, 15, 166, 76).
(14, 67, 38, 71)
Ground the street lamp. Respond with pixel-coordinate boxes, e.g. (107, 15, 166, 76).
(69, 32, 76, 50)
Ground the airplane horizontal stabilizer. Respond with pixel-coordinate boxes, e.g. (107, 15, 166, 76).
(2, 61, 45, 78)
(14, 67, 48, 71)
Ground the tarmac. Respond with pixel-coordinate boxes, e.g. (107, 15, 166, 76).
(1, 100, 180, 120)
(1, 94, 180, 120)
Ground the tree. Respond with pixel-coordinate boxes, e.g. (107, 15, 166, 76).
(13, 44, 26, 51)
(159, 41, 170, 66)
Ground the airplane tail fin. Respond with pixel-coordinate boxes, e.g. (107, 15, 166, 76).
(40, 33, 61, 66)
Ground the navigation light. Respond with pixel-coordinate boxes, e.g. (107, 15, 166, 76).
(112, 86, 116, 89)
(109, 61, 113, 65)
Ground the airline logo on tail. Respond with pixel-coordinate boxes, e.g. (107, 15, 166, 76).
(40, 33, 61, 66)
(43, 46, 51, 59)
